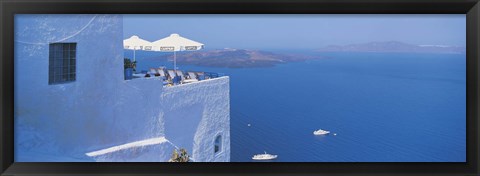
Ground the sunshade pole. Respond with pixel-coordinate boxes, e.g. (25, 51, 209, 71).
(133, 48, 136, 62)
(174, 50, 177, 72)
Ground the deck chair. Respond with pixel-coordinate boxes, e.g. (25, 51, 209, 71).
(196, 72, 206, 80)
(187, 72, 198, 80)
(156, 67, 167, 81)
(177, 70, 196, 84)
(176, 70, 186, 81)
(183, 71, 199, 83)
(149, 68, 160, 77)
(167, 70, 180, 84)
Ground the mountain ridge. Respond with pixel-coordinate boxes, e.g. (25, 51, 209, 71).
(316, 41, 465, 54)
(147, 48, 321, 68)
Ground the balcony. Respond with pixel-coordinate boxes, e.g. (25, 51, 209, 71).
(130, 67, 226, 87)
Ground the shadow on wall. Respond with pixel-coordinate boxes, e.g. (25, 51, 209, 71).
(163, 103, 204, 157)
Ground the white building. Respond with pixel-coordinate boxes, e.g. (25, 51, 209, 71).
(14, 14, 230, 162)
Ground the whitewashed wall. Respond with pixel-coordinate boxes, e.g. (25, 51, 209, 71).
(14, 14, 230, 162)
(161, 77, 230, 162)
(14, 14, 164, 161)
(86, 77, 231, 162)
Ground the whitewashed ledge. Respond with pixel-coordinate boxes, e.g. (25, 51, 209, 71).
(85, 137, 178, 162)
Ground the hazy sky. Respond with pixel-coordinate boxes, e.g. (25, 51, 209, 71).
(123, 14, 466, 50)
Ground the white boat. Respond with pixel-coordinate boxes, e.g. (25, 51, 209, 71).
(252, 151, 278, 160)
(313, 129, 330, 135)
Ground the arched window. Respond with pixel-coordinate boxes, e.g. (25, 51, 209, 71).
(214, 135, 222, 154)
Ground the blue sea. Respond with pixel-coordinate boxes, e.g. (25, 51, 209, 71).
(127, 50, 466, 162)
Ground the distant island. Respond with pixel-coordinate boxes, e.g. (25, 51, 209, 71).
(316, 41, 466, 54)
(148, 49, 320, 68)
(139, 41, 465, 68)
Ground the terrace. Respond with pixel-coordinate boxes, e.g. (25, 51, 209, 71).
(128, 67, 225, 87)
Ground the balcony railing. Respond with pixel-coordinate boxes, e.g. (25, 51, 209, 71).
(132, 68, 225, 86)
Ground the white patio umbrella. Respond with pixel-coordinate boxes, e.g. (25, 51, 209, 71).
(123, 35, 153, 61)
(151, 33, 204, 72)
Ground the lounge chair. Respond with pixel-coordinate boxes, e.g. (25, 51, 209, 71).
(183, 71, 199, 83)
(167, 70, 176, 80)
(156, 67, 167, 81)
(205, 72, 219, 79)
(167, 70, 180, 84)
(195, 72, 206, 80)
(176, 70, 186, 81)
(149, 68, 160, 77)
(176, 70, 198, 84)
(187, 72, 198, 80)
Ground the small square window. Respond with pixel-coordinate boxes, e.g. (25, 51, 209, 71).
(49, 43, 76, 85)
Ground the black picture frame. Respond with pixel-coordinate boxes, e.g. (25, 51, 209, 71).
(1, 0, 479, 175)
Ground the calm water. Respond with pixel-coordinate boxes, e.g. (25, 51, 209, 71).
(127, 51, 466, 162)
